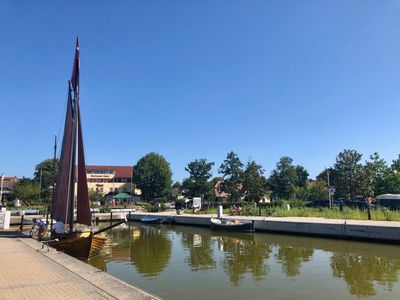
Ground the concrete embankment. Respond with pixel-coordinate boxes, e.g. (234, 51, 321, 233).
(128, 212, 400, 244)
(0, 236, 159, 300)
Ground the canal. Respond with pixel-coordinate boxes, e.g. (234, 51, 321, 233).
(88, 222, 400, 300)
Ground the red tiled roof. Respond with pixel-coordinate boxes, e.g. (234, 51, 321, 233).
(3, 177, 18, 181)
(86, 166, 133, 178)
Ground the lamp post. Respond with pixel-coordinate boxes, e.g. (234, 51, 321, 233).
(0, 173, 4, 207)
(327, 169, 332, 208)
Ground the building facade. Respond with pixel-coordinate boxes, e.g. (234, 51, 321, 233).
(0, 176, 18, 202)
(85, 166, 135, 196)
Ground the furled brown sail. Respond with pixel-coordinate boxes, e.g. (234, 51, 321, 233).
(76, 98, 92, 226)
(48, 38, 106, 260)
(51, 85, 74, 224)
(52, 37, 91, 227)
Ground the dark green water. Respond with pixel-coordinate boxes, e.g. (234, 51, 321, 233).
(88, 222, 400, 300)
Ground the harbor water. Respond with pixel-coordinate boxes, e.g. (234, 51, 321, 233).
(89, 222, 400, 300)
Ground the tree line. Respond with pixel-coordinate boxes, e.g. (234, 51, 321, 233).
(133, 149, 400, 203)
(9, 149, 400, 204)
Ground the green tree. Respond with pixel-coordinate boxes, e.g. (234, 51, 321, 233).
(182, 159, 215, 200)
(242, 161, 267, 202)
(219, 151, 244, 202)
(89, 188, 104, 205)
(268, 157, 298, 199)
(391, 154, 400, 172)
(333, 149, 364, 200)
(13, 178, 40, 204)
(361, 153, 388, 197)
(383, 170, 400, 194)
(307, 180, 329, 201)
(132, 152, 172, 201)
(295, 165, 309, 188)
(292, 165, 310, 200)
(33, 158, 59, 201)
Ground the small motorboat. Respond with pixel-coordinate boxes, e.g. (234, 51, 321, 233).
(210, 218, 254, 232)
(140, 216, 165, 224)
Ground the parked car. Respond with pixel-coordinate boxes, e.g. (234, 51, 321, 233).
(375, 194, 400, 210)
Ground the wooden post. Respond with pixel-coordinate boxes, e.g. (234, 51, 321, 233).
(19, 215, 24, 232)
(128, 211, 131, 231)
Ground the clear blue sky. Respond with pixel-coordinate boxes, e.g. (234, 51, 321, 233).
(2, 0, 400, 182)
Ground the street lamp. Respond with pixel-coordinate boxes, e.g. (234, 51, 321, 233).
(0, 173, 4, 207)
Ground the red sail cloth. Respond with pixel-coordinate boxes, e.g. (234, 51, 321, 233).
(76, 99, 92, 226)
(71, 37, 80, 94)
(52, 87, 74, 223)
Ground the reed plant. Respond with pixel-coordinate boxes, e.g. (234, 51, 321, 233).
(268, 207, 400, 221)
(184, 203, 400, 221)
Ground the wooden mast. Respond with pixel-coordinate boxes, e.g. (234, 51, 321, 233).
(72, 37, 92, 228)
(68, 81, 76, 233)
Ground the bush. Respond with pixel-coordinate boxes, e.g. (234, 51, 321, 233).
(135, 201, 152, 212)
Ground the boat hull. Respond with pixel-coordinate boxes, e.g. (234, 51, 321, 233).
(210, 218, 254, 232)
(48, 233, 107, 260)
(139, 216, 165, 224)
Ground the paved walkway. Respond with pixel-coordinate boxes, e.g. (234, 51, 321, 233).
(0, 237, 158, 300)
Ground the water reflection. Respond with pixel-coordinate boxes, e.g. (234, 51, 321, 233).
(331, 254, 400, 297)
(105, 227, 132, 261)
(217, 233, 272, 286)
(88, 255, 107, 272)
(129, 226, 172, 277)
(91, 223, 400, 299)
(275, 245, 314, 277)
(180, 230, 216, 271)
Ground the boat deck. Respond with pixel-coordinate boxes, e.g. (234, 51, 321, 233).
(0, 237, 159, 300)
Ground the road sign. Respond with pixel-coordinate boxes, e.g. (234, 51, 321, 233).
(329, 186, 336, 195)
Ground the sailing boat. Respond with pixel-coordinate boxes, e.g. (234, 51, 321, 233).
(48, 38, 107, 260)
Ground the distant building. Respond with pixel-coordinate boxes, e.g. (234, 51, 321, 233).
(85, 166, 139, 196)
(0, 176, 18, 201)
(214, 180, 230, 200)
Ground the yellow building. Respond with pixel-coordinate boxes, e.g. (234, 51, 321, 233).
(85, 166, 137, 196)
